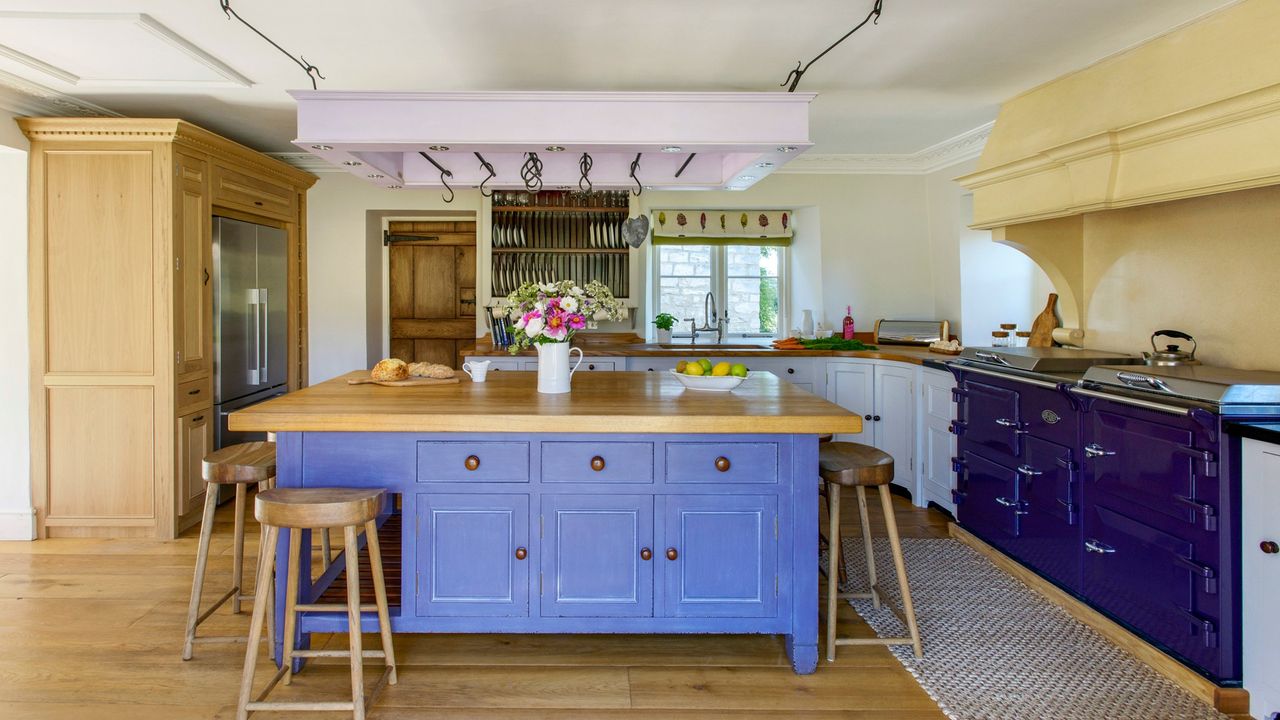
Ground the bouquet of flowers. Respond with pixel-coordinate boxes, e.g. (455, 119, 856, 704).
(505, 280, 624, 353)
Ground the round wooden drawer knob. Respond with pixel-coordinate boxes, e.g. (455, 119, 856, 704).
(515, 547, 527, 560)
(591, 456, 606, 472)
(666, 547, 678, 561)
(1262, 540, 1279, 555)
(640, 547, 652, 561)
(715, 456, 731, 472)
(465, 455, 480, 471)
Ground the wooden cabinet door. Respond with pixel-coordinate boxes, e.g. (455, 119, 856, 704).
(540, 494, 653, 617)
(388, 221, 477, 370)
(415, 493, 529, 617)
(174, 152, 212, 379)
(176, 408, 213, 518)
(873, 364, 915, 492)
(661, 494, 777, 618)
(826, 360, 874, 443)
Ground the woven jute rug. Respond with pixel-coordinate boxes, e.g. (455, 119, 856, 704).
(824, 536, 1228, 720)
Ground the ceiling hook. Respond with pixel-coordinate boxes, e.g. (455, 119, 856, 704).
(629, 153, 643, 196)
(521, 152, 544, 194)
(578, 152, 594, 192)
(474, 152, 497, 197)
(779, 0, 884, 92)
(220, 0, 324, 90)
(419, 151, 455, 203)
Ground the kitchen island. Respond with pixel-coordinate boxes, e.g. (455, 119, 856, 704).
(230, 370, 860, 673)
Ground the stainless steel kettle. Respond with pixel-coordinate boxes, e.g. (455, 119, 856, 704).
(1143, 329, 1200, 366)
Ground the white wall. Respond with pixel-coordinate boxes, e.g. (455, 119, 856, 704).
(0, 109, 33, 540)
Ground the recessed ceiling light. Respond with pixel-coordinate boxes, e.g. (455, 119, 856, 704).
(660, 146, 682, 153)
(311, 144, 333, 151)
(428, 145, 450, 151)
(739, 175, 757, 181)
(756, 162, 774, 168)
(644, 186, 654, 190)
(368, 173, 385, 179)
(545, 145, 566, 152)
(343, 160, 362, 166)
(776, 145, 799, 153)
(388, 185, 403, 189)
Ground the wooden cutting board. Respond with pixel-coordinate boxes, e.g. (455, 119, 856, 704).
(1028, 293, 1060, 348)
(347, 376, 460, 387)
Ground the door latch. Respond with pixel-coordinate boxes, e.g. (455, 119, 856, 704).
(1084, 443, 1115, 459)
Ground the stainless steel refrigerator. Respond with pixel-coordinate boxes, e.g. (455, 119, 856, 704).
(214, 216, 288, 449)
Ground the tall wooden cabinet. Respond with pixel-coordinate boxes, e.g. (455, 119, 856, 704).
(21, 118, 316, 539)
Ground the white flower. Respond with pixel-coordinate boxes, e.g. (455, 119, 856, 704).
(570, 286, 584, 296)
(524, 316, 545, 338)
(539, 283, 557, 294)
(561, 296, 578, 312)
(514, 315, 527, 329)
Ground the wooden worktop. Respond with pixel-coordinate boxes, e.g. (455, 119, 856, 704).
(462, 339, 941, 365)
(229, 370, 862, 435)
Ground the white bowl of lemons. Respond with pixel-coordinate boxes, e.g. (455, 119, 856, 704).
(669, 360, 752, 392)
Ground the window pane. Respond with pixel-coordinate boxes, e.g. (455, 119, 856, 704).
(725, 246, 780, 336)
(658, 245, 712, 332)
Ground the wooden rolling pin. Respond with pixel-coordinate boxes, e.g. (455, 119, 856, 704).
(1052, 328, 1085, 347)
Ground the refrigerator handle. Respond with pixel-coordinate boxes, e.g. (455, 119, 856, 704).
(260, 287, 269, 380)
(248, 288, 260, 385)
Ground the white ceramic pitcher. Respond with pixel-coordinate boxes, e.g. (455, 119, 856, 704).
(535, 342, 583, 394)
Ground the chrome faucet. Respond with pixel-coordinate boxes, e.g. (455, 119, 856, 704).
(684, 291, 727, 344)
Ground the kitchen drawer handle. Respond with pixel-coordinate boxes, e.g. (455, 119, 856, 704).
(714, 456, 731, 472)
(873, 415, 881, 422)
(590, 455, 606, 472)
(865, 414, 873, 421)
(254, 200, 264, 206)
(640, 547, 652, 561)
(188, 388, 201, 395)
(191, 415, 205, 423)
(1084, 539, 1115, 554)
(787, 368, 795, 374)
(1261, 540, 1279, 555)
(514, 547, 527, 560)
(666, 547, 678, 561)
(464, 455, 480, 471)
(1084, 443, 1115, 458)
(588, 364, 596, 370)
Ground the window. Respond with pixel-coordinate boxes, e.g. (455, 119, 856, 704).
(655, 244, 785, 338)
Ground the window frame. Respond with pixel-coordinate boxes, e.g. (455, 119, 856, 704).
(650, 243, 788, 340)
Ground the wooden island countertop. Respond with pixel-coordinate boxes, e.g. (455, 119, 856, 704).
(230, 370, 862, 435)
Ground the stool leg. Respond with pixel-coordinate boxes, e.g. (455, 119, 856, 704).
(281, 528, 302, 686)
(232, 483, 247, 614)
(182, 483, 220, 660)
(825, 482, 841, 663)
(365, 519, 398, 685)
(855, 486, 881, 610)
(253, 506, 276, 663)
(237, 525, 278, 720)
(344, 525, 367, 720)
(879, 485, 922, 658)
(321, 528, 333, 571)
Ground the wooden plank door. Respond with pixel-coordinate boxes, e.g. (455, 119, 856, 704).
(388, 220, 476, 369)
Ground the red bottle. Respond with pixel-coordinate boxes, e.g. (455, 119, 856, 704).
(842, 306, 855, 340)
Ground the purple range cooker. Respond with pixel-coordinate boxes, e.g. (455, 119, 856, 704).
(948, 347, 1280, 685)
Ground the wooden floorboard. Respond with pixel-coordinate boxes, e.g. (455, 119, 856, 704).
(0, 492, 950, 718)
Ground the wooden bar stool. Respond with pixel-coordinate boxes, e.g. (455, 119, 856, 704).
(238, 488, 397, 720)
(819, 442, 923, 661)
(183, 442, 277, 660)
(815, 433, 849, 587)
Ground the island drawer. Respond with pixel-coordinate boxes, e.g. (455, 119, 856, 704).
(418, 441, 530, 483)
(541, 442, 654, 483)
(665, 442, 778, 484)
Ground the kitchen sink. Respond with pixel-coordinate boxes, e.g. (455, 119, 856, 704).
(657, 343, 772, 350)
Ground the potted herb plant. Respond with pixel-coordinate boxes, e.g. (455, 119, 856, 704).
(652, 312, 677, 344)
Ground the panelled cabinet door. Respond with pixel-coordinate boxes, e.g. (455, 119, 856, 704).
(1012, 436, 1081, 592)
(919, 369, 957, 513)
(662, 495, 778, 618)
(873, 364, 915, 491)
(175, 409, 213, 518)
(541, 494, 653, 617)
(826, 361, 874, 443)
(174, 151, 212, 379)
(961, 379, 1023, 457)
(957, 450, 1022, 550)
(416, 493, 529, 617)
(1243, 442, 1280, 718)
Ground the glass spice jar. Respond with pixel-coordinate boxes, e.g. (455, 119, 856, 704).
(1015, 331, 1031, 347)
(992, 330, 1010, 347)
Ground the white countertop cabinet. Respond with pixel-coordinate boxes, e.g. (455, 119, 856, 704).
(1243, 437, 1280, 720)
(919, 367, 958, 515)
(825, 359, 917, 501)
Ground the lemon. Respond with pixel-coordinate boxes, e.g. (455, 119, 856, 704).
(730, 363, 749, 378)
(712, 362, 732, 377)
(684, 362, 705, 376)
(675, 360, 688, 373)
(698, 358, 713, 372)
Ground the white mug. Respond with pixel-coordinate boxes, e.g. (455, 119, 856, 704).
(462, 360, 492, 382)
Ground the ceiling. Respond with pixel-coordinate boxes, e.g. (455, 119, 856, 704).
(0, 0, 1240, 157)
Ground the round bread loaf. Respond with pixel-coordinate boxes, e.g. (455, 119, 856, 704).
(371, 358, 409, 382)
(409, 362, 455, 379)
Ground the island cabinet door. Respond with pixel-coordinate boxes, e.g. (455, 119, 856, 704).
(826, 361, 874, 443)
(415, 494, 529, 617)
(540, 495, 653, 617)
(661, 495, 778, 618)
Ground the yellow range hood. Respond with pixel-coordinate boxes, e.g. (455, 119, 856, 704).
(958, 0, 1280, 231)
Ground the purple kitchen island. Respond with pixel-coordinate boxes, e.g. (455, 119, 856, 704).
(229, 370, 860, 673)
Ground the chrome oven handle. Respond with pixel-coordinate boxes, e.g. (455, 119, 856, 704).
(975, 351, 1012, 366)
(1085, 539, 1116, 554)
(1115, 371, 1173, 393)
(1084, 443, 1115, 458)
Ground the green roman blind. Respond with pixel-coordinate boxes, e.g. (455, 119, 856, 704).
(651, 210, 794, 247)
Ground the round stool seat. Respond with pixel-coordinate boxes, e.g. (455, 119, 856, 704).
(818, 441, 894, 487)
(202, 442, 276, 485)
(255, 487, 384, 529)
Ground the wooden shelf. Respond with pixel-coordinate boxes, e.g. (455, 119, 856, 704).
(492, 247, 630, 254)
(491, 206, 629, 214)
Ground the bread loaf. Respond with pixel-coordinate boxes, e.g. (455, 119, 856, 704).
(371, 358, 409, 382)
(408, 362, 455, 379)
